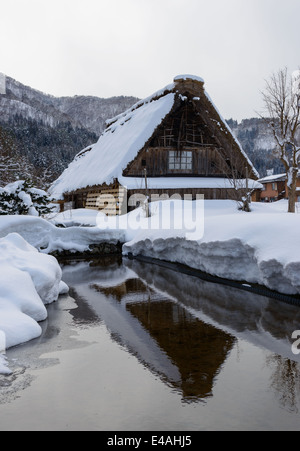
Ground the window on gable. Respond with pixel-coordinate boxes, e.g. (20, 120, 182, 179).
(169, 151, 192, 171)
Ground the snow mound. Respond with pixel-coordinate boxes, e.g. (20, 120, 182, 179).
(48, 208, 102, 227)
(0, 233, 68, 374)
(0, 215, 125, 254)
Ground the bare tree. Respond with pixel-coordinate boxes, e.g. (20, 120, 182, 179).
(261, 68, 300, 213)
(214, 136, 255, 212)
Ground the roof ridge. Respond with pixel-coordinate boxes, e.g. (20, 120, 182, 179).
(105, 83, 176, 129)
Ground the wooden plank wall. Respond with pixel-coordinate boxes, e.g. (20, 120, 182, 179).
(125, 147, 227, 178)
(85, 187, 127, 216)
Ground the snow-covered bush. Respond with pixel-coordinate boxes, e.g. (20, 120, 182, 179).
(0, 180, 55, 216)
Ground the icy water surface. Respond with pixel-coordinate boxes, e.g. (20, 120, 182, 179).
(1, 256, 300, 431)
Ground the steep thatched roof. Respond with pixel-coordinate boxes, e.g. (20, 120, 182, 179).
(50, 75, 259, 199)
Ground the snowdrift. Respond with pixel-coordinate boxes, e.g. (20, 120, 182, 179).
(0, 233, 68, 374)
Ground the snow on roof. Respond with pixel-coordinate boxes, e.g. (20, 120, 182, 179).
(259, 173, 286, 183)
(119, 176, 262, 191)
(259, 170, 300, 184)
(74, 144, 96, 161)
(174, 74, 205, 83)
(105, 83, 175, 127)
(50, 92, 175, 199)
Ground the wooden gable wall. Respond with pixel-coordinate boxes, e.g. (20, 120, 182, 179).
(123, 101, 245, 179)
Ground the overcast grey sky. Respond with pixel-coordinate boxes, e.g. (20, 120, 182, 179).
(1, 0, 300, 121)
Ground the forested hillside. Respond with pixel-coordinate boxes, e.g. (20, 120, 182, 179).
(227, 118, 285, 177)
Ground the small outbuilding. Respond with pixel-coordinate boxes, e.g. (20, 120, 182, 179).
(50, 75, 261, 214)
(259, 171, 300, 203)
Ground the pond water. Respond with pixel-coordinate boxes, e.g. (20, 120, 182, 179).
(1, 256, 300, 431)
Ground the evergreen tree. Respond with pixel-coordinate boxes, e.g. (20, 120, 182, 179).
(0, 180, 55, 216)
(0, 116, 98, 188)
(0, 125, 37, 186)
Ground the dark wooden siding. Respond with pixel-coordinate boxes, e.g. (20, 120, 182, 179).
(124, 147, 228, 178)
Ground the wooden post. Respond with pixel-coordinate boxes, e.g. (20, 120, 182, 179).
(144, 168, 149, 218)
(245, 166, 250, 212)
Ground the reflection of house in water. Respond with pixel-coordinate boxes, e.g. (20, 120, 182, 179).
(63, 257, 300, 410)
(127, 299, 235, 401)
(91, 276, 235, 402)
(92, 278, 149, 303)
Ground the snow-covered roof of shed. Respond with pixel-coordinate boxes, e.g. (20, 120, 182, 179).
(50, 75, 259, 199)
(259, 170, 300, 184)
(258, 173, 286, 183)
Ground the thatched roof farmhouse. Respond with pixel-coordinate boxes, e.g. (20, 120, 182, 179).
(50, 75, 261, 214)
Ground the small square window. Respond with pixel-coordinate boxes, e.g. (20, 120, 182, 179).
(169, 150, 192, 172)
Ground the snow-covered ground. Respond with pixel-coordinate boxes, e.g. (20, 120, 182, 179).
(0, 233, 68, 374)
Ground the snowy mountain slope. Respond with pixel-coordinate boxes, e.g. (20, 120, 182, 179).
(55, 95, 140, 136)
(0, 75, 139, 135)
(0, 77, 72, 128)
